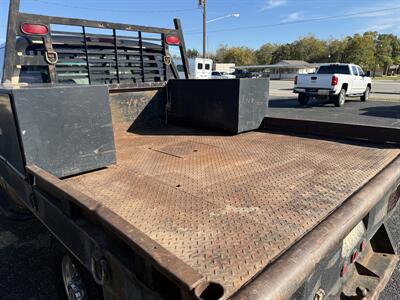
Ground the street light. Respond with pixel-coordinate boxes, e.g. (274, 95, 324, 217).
(199, 1, 240, 58)
(205, 13, 240, 57)
(199, 0, 207, 58)
(207, 13, 240, 23)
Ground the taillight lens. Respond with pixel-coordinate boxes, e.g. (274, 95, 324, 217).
(360, 240, 367, 252)
(351, 250, 359, 263)
(294, 75, 298, 85)
(165, 35, 180, 45)
(21, 23, 49, 35)
(331, 75, 339, 86)
(340, 262, 349, 277)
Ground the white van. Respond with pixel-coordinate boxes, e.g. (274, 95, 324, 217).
(176, 58, 213, 79)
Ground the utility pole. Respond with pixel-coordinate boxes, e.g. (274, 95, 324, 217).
(199, 0, 207, 58)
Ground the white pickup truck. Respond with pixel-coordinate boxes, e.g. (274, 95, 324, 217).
(294, 63, 372, 107)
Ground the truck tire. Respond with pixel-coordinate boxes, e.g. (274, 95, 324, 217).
(361, 86, 370, 102)
(54, 243, 103, 300)
(334, 89, 346, 107)
(298, 93, 309, 105)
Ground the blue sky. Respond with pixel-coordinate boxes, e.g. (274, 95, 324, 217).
(1, 0, 400, 52)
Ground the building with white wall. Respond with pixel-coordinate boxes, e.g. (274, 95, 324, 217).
(213, 63, 236, 74)
(235, 60, 320, 79)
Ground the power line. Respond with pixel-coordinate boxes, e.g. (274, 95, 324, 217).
(186, 6, 400, 35)
(30, 0, 200, 14)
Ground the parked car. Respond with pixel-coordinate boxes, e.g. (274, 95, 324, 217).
(233, 69, 252, 78)
(211, 71, 235, 79)
(293, 63, 372, 107)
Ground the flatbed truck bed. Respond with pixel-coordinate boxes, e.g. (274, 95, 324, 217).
(61, 121, 400, 298)
(1, 1, 400, 299)
(2, 80, 400, 300)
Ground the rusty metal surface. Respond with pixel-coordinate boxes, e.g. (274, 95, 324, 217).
(341, 247, 398, 300)
(232, 157, 400, 300)
(65, 124, 400, 298)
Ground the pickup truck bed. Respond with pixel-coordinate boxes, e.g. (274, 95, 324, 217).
(64, 114, 400, 297)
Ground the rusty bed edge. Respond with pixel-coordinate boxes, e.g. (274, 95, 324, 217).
(231, 156, 400, 300)
(25, 165, 206, 294)
(26, 155, 400, 299)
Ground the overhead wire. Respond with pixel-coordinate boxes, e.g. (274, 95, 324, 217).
(30, 0, 200, 13)
(185, 6, 400, 35)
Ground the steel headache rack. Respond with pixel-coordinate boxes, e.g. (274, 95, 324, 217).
(2, 0, 190, 88)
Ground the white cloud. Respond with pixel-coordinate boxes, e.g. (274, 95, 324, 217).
(261, 0, 287, 11)
(350, 1, 400, 34)
(282, 12, 303, 23)
(356, 22, 397, 33)
(346, 10, 394, 19)
(345, 2, 399, 19)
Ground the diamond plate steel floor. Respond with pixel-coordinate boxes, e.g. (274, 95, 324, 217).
(66, 126, 400, 298)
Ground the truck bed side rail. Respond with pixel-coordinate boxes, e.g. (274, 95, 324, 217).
(2, 0, 190, 88)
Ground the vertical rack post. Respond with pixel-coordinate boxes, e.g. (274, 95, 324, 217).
(2, 0, 20, 83)
(174, 18, 190, 79)
(113, 29, 120, 83)
(138, 31, 145, 82)
(82, 26, 91, 84)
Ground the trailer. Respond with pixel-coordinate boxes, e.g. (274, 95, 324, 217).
(175, 58, 213, 79)
(0, 1, 399, 300)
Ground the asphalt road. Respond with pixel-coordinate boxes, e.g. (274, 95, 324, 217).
(371, 80, 400, 95)
(270, 79, 400, 102)
(381, 206, 400, 300)
(0, 211, 62, 300)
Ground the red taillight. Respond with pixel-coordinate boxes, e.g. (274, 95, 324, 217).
(165, 35, 180, 45)
(360, 240, 367, 252)
(21, 23, 49, 35)
(294, 75, 298, 85)
(351, 250, 359, 263)
(340, 262, 349, 277)
(331, 75, 338, 86)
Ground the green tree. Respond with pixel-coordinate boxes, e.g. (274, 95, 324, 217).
(215, 46, 257, 65)
(255, 43, 278, 64)
(209, 33, 400, 72)
(376, 34, 394, 75)
(271, 44, 292, 63)
(391, 36, 400, 65)
(215, 44, 228, 62)
(326, 38, 348, 63)
(343, 32, 376, 70)
(290, 35, 328, 62)
(187, 48, 200, 58)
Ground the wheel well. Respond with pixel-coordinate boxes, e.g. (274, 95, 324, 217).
(367, 83, 372, 89)
(341, 83, 348, 91)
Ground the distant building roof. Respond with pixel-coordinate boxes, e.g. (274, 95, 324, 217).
(277, 60, 309, 66)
